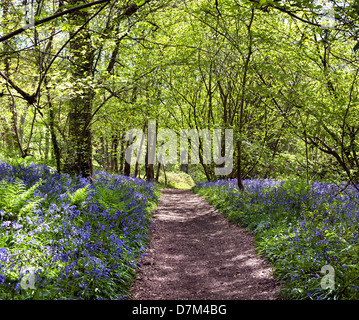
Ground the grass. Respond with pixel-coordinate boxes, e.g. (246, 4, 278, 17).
(157, 171, 195, 189)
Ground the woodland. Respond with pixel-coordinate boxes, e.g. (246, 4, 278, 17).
(1, 0, 359, 185)
(0, 0, 359, 300)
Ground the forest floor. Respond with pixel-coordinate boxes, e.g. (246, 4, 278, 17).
(130, 188, 281, 300)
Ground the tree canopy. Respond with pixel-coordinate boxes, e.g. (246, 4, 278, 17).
(1, 0, 359, 188)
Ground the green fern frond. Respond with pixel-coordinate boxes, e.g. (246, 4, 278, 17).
(0, 178, 43, 219)
(94, 185, 128, 213)
(68, 184, 90, 207)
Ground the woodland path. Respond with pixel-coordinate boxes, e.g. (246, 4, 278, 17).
(130, 188, 281, 300)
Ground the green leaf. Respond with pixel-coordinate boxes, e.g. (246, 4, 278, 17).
(136, 0, 146, 6)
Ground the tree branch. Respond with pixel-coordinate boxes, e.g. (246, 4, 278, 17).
(0, 71, 36, 104)
(0, 0, 111, 43)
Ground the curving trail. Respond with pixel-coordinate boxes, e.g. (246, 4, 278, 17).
(130, 188, 280, 300)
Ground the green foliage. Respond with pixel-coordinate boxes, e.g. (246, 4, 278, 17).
(68, 184, 90, 207)
(158, 172, 195, 189)
(0, 161, 160, 300)
(280, 178, 310, 195)
(0, 178, 43, 220)
(2, 0, 359, 184)
(194, 179, 359, 300)
(94, 185, 129, 213)
(93, 184, 143, 232)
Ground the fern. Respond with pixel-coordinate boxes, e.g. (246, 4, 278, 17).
(0, 178, 43, 220)
(95, 186, 127, 213)
(18, 197, 43, 217)
(68, 184, 90, 207)
(94, 185, 141, 214)
(0, 179, 24, 212)
(94, 185, 142, 230)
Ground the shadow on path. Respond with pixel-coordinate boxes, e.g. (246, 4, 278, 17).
(130, 188, 281, 300)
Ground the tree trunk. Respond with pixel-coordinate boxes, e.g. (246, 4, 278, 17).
(180, 163, 188, 173)
(134, 161, 139, 177)
(105, 138, 110, 170)
(163, 164, 167, 185)
(236, 9, 254, 190)
(146, 163, 155, 181)
(2, 0, 21, 157)
(49, 107, 61, 174)
(119, 133, 125, 174)
(145, 122, 155, 181)
(64, 0, 94, 180)
(236, 144, 244, 190)
(124, 141, 131, 176)
(155, 163, 161, 181)
(112, 134, 119, 172)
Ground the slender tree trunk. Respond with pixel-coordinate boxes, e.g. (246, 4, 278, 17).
(163, 164, 167, 185)
(119, 133, 125, 174)
(155, 163, 161, 181)
(236, 9, 254, 190)
(134, 161, 139, 177)
(2, 0, 20, 156)
(124, 140, 131, 176)
(48, 106, 61, 173)
(112, 134, 119, 172)
(145, 122, 155, 181)
(146, 162, 154, 181)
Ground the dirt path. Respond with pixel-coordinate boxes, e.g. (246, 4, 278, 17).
(130, 188, 281, 300)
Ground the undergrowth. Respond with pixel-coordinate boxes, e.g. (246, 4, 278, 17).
(193, 178, 359, 300)
(0, 161, 160, 300)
